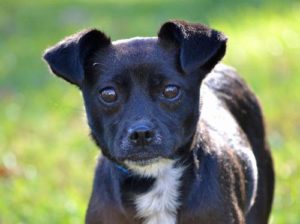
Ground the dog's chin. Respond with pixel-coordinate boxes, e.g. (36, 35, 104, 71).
(124, 157, 175, 177)
(125, 157, 161, 167)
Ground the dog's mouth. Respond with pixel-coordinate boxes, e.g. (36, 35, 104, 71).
(125, 157, 161, 167)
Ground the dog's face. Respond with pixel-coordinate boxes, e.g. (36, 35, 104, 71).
(43, 20, 227, 171)
(82, 37, 201, 164)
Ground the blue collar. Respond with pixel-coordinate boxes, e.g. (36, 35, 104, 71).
(115, 164, 130, 174)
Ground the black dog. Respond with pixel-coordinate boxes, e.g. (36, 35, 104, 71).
(43, 20, 274, 224)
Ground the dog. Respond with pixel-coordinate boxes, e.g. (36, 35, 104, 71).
(43, 20, 274, 224)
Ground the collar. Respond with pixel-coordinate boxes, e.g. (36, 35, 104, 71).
(115, 164, 130, 174)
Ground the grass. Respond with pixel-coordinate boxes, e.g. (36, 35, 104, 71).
(0, 0, 300, 223)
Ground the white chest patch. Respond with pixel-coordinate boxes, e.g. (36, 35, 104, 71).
(131, 161, 184, 224)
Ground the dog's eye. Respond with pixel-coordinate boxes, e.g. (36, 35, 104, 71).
(99, 87, 118, 103)
(163, 85, 180, 99)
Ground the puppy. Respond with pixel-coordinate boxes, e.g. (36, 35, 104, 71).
(43, 20, 274, 224)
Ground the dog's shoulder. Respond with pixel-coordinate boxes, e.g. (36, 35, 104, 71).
(196, 64, 259, 212)
(202, 63, 265, 151)
(199, 63, 251, 152)
(200, 63, 259, 155)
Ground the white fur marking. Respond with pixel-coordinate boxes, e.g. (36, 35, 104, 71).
(126, 159, 184, 224)
(125, 158, 173, 177)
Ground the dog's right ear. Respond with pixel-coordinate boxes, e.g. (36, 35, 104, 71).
(43, 29, 111, 86)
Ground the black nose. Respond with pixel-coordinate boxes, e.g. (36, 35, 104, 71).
(128, 124, 154, 146)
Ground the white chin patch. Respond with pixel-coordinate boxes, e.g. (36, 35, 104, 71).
(125, 158, 184, 224)
(124, 157, 174, 177)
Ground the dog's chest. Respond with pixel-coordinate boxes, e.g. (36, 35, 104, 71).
(134, 166, 184, 224)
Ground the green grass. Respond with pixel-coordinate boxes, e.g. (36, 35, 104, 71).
(0, 0, 300, 223)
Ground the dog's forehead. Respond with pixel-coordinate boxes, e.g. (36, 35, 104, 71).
(111, 37, 162, 56)
(95, 37, 177, 72)
(111, 37, 176, 62)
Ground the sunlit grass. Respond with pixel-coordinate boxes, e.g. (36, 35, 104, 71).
(0, 0, 299, 223)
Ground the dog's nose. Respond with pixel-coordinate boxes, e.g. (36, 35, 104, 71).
(128, 124, 154, 146)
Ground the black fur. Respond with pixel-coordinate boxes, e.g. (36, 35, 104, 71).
(43, 20, 274, 224)
(158, 20, 227, 73)
(44, 29, 110, 86)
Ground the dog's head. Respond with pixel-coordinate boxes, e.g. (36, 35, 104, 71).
(43, 20, 226, 174)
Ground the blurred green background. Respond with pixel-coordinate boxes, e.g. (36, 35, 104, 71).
(0, 0, 299, 223)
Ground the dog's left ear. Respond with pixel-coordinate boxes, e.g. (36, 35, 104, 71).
(158, 20, 227, 74)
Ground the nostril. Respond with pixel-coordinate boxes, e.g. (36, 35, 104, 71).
(144, 130, 153, 141)
(130, 131, 140, 142)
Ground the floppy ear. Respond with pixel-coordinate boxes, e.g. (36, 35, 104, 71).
(158, 20, 227, 74)
(43, 29, 111, 86)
